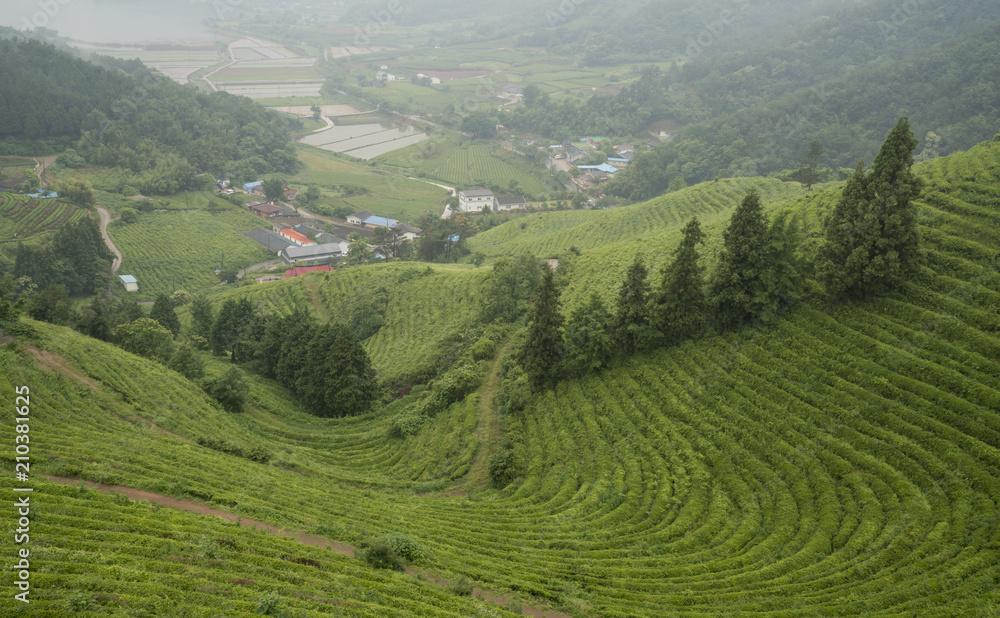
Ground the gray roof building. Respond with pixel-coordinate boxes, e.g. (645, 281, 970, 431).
(282, 242, 348, 265)
(243, 228, 293, 253)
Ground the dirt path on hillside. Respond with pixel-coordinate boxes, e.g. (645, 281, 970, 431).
(96, 206, 123, 275)
(464, 341, 512, 492)
(33, 155, 57, 186)
(40, 475, 570, 617)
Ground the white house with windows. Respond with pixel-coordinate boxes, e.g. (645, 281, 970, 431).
(495, 196, 526, 211)
(457, 189, 496, 213)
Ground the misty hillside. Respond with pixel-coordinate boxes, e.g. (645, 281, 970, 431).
(1, 1, 999, 615)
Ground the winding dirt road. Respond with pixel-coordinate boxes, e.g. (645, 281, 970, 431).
(96, 206, 123, 275)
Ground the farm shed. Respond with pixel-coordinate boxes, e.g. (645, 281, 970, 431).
(118, 275, 138, 292)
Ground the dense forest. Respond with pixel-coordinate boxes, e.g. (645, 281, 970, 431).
(0, 37, 300, 193)
(606, 22, 1000, 199)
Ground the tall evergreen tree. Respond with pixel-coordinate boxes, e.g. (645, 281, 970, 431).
(791, 140, 824, 190)
(149, 294, 180, 336)
(648, 217, 708, 346)
(297, 322, 380, 417)
(189, 295, 214, 340)
(709, 189, 778, 330)
(210, 298, 254, 357)
(611, 254, 653, 354)
(817, 117, 922, 300)
(562, 292, 613, 376)
(521, 268, 564, 387)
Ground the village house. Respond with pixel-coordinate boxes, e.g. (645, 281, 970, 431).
(393, 223, 422, 241)
(279, 228, 317, 247)
(292, 224, 343, 246)
(250, 202, 283, 218)
(242, 180, 264, 194)
(281, 242, 346, 266)
(457, 189, 496, 213)
(362, 215, 399, 229)
(347, 210, 375, 225)
(495, 196, 527, 212)
(243, 228, 292, 253)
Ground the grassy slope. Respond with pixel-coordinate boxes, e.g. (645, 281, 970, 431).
(293, 146, 449, 223)
(377, 132, 554, 197)
(3, 141, 999, 615)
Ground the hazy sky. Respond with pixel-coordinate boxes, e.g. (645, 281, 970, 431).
(0, 0, 218, 44)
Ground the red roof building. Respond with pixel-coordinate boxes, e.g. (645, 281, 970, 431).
(282, 264, 332, 278)
(279, 228, 316, 246)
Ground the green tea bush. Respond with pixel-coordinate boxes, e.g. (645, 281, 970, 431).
(389, 410, 427, 438)
(357, 540, 406, 572)
(380, 533, 430, 563)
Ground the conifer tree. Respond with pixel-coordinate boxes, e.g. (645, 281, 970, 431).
(521, 268, 564, 387)
(297, 322, 379, 417)
(817, 117, 922, 300)
(611, 254, 653, 354)
(649, 217, 707, 346)
(210, 298, 254, 357)
(563, 292, 613, 376)
(149, 294, 180, 336)
(189, 295, 214, 340)
(709, 189, 777, 330)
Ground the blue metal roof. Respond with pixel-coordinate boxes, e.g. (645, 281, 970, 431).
(607, 157, 629, 163)
(363, 215, 399, 228)
(242, 180, 263, 192)
(119, 275, 137, 284)
(578, 164, 619, 174)
(25, 191, 58, 198)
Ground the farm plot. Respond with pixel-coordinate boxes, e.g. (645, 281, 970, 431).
(228, 37, 297, 59)
(0, 156, 35, 188)
(210, 59, 321, 82)
(299, 123, 430, 160)
(87, 47, 220, 84)
(213, 81, 327, 98)
(267, 104, 366, 117)
(0, 193, 86, 242)
(430, 144, 551, 195)
(107, 208, 271, 300)
(329, 45, 396, 58)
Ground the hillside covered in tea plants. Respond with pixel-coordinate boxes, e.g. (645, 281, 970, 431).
(1, 137, 999, 616)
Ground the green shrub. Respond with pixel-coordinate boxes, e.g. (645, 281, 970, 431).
(389, 410, 426, 438)
(197, 536, 220, 559)
(488, 445, 521, 489)
(468, 337, 497, 361)
(357, 539, 406, 572)
(66, 592, 97, 612)
(381, 533, 429, 563)
(255, 591, 282, 616)
(452, 576, 474, 596)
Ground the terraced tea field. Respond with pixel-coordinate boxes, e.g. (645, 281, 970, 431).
(107, 207, 271, 300)
(2, 140, 999, 615)
(0, 193, 88, 266)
